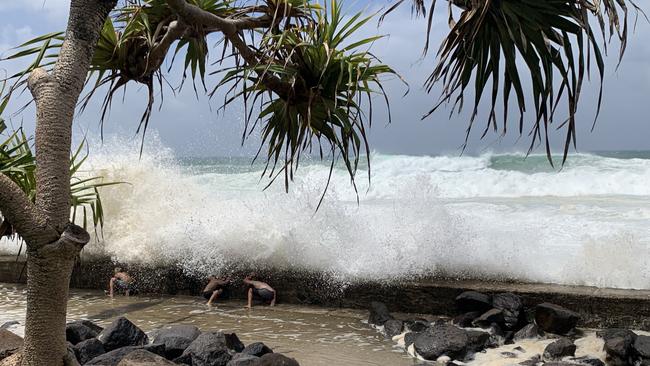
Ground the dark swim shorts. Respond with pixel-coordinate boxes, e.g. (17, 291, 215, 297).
(115, 279, 133, 291)
(253, 288, 274, 301)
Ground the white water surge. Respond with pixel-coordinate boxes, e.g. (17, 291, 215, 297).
(3, 136, 650, 289)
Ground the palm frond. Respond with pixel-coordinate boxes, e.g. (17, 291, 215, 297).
(0, 127, 122, 238)
(385, 0, 642, 163)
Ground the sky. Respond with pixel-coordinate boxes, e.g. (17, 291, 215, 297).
(1, 0, 649, 157)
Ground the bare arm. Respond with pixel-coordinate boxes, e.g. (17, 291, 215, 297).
(270, 290, 276, 307)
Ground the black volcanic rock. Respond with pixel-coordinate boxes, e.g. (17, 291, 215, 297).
(455, 291, 492, 313)
(535, 303, 581, 335)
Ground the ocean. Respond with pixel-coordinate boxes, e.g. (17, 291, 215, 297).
(2, 138, 649, 289)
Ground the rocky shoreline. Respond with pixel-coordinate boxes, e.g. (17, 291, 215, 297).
(366, 291, 650, 365)
(1, 317, 299, 366)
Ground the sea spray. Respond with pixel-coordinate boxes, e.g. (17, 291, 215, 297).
(2, 135, 650, 289)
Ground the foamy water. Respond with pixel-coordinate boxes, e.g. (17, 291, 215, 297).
(2, 137, 650, 289)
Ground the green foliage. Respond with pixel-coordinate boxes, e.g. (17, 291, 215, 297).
(216, 1, 400, 201)
(1, 0, 397, 200)
(0, 122, 121, 238)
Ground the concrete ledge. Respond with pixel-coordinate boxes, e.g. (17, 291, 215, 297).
(2, 256, 650, 330)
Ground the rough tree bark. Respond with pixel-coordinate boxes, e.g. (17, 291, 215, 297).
(0, 1, 116, 365)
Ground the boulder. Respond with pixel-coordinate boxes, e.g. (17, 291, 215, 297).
(256, 353, 300, 366)
(413, 324, 469, 361)
(513, 323, 542, 341)
(74, 338, 106, 364)
(175, 332, 232, 366)
(368, 302, 393, 326)
(98, 317, 148, 352)
(86, 345, 165, 366)
(455, 291, 492, 313)
(543, 338, 576, 360)
(491, 293, 523, 329)
(472, 309, 505, 328)
(535, 303, 581, 335)
(67, 320, 103, 345)
(117, 349, 176, 365)
(453, 312, 482, 328)
(404, 332, 420, 348)
(226, 354, 259, 366)
(597, 329, 637, 366)
(383, 320, 404, 338)
(404, 319, 429, 333)
(0, 329, 23, 360)
(224, 333, 245, 353)
(242, 342, 273, 358)
(465, 330, 490, 352)
(634, 335, 650, 360)
(151, 324, 201, 359)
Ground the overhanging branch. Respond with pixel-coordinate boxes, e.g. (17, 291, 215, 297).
(166, 0, 293, 99)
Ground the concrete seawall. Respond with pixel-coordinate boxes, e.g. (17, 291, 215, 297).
(2, 255, 650, 330)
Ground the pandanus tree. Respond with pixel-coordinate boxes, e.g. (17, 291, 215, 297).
(0, 0, 637, 365)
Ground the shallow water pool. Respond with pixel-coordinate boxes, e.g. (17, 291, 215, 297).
(0, 283, 419, 365)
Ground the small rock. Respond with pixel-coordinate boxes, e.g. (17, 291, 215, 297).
(256, 353, 300, 366)
(492, 293, 523, 329)
(151, 324, 200, 359)
(535, 303, 581, 335)
(73, 338, 105, 364)
(67, 321, 101, 345)
(514, 323, 542, 341)
(501, 352, 517, 358)
(117, 349, 175, 365)
(465, 330, 490, 352)
(455, 291, 492, 313)
(570, 356, 605, 366)
(0, 329, 23, 360)
(518, 354, 541, 366)
(225, 333, 245, 353)
(543, 338, 576, 361)
(404, 319, 429, 333)
(634, 335, 650, 359)
(175, 332, 232, 366)
(472, 309, 505, 328)
(86, 345, 165, 366)
(227, 353, 259, 366)
(597, 329, 637, 366)
(242, 342, 273, 358)
(98, 317, 148, 352)
(368, 302, 393, 326)
(384, 320, 404, 338)
(453, 312, 482, 328)
(413, 324, 469, 361)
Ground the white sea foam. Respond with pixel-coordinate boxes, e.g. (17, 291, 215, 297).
(2, 136, 650, 289)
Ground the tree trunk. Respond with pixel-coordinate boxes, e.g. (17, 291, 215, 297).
(21, 254, 76, 366)
(5, 1, 117, 365)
